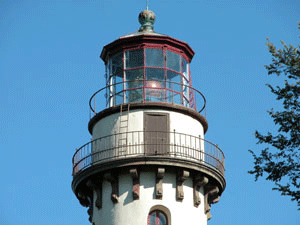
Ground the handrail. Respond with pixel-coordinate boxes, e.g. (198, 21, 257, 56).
(72, 130, 225, 176)
(89, 80, 206, 119)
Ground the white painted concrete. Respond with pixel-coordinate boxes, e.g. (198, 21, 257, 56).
(92, 171, 207, 225)
(92, 109, 204, 139)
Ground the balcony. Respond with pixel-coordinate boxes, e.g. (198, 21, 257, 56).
(89, 80, 206, 119)
(72, 131, 225, 178)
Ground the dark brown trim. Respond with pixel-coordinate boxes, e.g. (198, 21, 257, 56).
(176, 170, 190, 201)
(144, 112, 170, 155)
(88, 103, 208, 135)
(72, 155, 226, 198)
(130, 168, 140, 200)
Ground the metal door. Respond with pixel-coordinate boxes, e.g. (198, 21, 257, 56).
(144, 112, 169, 155)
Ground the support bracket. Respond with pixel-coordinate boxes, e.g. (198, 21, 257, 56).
(104, 172, 119, 203)
(176, 170, 190, 201)
(130, 168, 140, 200)
(156, 168, 165, 199)
(204, 186, 220, 219)
(193, 175, 209, 207)
(86, 179, 102, 209)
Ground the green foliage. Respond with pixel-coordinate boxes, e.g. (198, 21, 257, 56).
(249, 23, 300, 209)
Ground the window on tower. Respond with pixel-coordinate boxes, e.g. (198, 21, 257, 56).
(148, 210, 168, 225)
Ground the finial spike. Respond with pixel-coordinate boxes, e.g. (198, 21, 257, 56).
(138, 2, 155, 33)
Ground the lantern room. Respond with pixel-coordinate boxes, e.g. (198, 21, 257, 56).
(99, 9, 203, 112)
(103, 44, 193, 108)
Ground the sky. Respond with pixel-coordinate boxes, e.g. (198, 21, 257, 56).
(0, 0, 299, 224)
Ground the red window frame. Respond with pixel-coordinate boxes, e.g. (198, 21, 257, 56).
(147, 210, 168, 225)
(107, 44, 194, 108)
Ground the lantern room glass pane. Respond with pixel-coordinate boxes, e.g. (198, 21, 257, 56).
(183, 57, 189, 80)
(145, 68, 165, 102)
(183, 77, 189, 107)
(126, 69, 144, 84)
(115, 73, 123, 83)
(114, 82, 124, 105)
(125, 69, 143, 102)
(167, 70, 181, 84)
(125, 49, 144, 69)
(107, 52, 123, 107)
(145, 86, 165, 102)
(166, 50, 181, 72)
(110, 52, 123, 76)
(146, 68, 165, 83)
(167, 90, 181, 104)
(145, 48, 164, 68)
(167, 70, 181, 93)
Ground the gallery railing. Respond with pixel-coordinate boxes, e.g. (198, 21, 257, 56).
(89, 80, 206, 119)
(72, 131, 224, 176)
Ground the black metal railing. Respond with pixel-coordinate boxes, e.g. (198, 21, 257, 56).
(72, 131, 224, 176)
(89, 80, 206, 119)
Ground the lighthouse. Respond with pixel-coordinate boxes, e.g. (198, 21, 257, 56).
(72, 7, 225, 225)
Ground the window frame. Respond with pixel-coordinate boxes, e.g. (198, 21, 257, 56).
(148, 210, 168, 225)
(147, 205, 171, 225)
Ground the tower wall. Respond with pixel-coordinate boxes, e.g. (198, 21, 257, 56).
(91, 109, 205, 139)
(91, 171, 207, 225)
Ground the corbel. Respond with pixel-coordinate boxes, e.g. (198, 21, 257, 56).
(176, 170, 190, 201)
(94, 179, 103, 209)
(204, 186, 219, 215)
(193, 175, 209, 207)
(85, 180, 95, 223)
(104, 172, 119, 203)
(86, 178, 103, 209)
(207, 186, 220, 204)
(77, 189, 90, 207)
(87, 206, 93, 223)
(207, 211, 212, 221)
(155, 168, 165, 199)
(130, 168, 140, 200)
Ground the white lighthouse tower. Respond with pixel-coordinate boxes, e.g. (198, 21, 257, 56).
(72, 7, 225, 225)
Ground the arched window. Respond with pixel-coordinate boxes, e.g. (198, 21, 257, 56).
(148, 210, 168, 225)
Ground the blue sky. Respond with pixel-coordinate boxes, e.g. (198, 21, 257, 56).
(0, 0, 299, 224)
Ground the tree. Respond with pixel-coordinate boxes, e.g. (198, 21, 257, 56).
(249, 23, 300, 209)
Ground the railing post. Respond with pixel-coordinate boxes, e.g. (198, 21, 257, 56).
(114, 132, 117, 157)
(73, 150, 77, 176)
(179, 131, 182, 156)
(185, 133, 187, 157)
(173, 129, 176, 156)
(94, 97, 96, 116)
(138, 130, 140, 154)
(199, 135, 201, 162)
(190, 134, 192, 159)
(143, 128, 146, 156)
(156, 131, 158, 155)
(195, 91, 197, 111)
